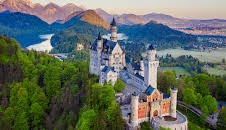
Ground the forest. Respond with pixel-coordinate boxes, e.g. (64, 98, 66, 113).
(0, 35, 124, 129)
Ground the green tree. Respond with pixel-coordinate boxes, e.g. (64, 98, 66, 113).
(44, 64, 62, 99)
(13, 112, 29, 130)
(222, 58, 225, 63)
(140, 121, 153, 130)
(217, 108, 226, 130)
(158, 71, 177, 94)
(201, 95, 218, 114)
(113, 78, 125, 93)
(106, 101, 124, 130)
(159, 126, 171, 130)
(30, 103, 44, 128)
(183, 88, 197, 106)
(76, 109, 96, 130)
(200, 105, 208, 125)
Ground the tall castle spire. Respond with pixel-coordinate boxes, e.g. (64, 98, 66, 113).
(110, 17, 117, 42)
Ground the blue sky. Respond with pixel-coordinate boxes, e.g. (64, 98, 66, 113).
(30, 0, 226, 19)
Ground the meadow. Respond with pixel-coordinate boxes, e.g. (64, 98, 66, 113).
(156, 48, 226, 63)
(205, 65, 226, 76)
(158, 67, 190, 76)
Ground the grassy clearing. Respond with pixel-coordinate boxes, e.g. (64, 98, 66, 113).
(156, 48, 226, 63)
(204, 65, 226, 76)
(158, 67, 190, 76)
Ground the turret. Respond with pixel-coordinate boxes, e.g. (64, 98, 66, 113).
(110, 17, 117, 42)
(97, 32, 103, 49)
(97, 33, 103, 76)
(144, 45, 159, 88)
(147, 44, 156, 61)
(170, 87, 178, 118)
(131, 92, 139, 127)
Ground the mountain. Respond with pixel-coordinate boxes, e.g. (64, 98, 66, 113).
(118, 21, 197, 49)
(116, 14, 148, 25)
(0, 0, 84, 24)
(0, 11, 52, 47)
(0, 0, 34, 13)
(141, 13, 182, 21)
(61, 10, 110, 29)
(95, 8, 113, 22)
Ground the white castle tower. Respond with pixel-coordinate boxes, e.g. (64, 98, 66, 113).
(131, 92, 139, 127)
(170, 87, 178, 118)
(110, 17, 117, 42)
(144, 45, 159, 88)
(97, 32, 103, 75)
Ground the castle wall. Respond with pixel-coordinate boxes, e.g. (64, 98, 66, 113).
(138, 103, 149, 119)
(160, 99, 171, 115)
(89, 50, 99, 75)
(151, 111, 188, 130)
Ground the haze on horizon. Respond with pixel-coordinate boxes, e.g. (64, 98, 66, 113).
(29, 0, 226, 20)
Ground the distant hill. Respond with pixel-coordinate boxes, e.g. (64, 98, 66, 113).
(51, 20, 109, 53)
(0, 0, 84, 23)
(0, 11, 52, 47)
(141, 13, 182, 21)
(116, 14, 148, 25)
(118, 21, 197, 49)
(61, 10, 110, 29)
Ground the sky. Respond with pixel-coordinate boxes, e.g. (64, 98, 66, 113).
(30, 0, 226, 19)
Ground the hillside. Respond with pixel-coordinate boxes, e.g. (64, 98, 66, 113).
(119, 21, 197, 45)
(51, 20, 109, 53)
(50, 30, 93, 53)
(0, 11, 52, 47)
(61, 10, 110, 29)
(0, 35, 124, 129)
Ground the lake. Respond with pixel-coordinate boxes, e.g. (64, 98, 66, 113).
(26, 34, 54, 53)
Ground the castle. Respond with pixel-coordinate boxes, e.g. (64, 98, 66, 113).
(89, 18, 126, 85)
(90, 18, 187, 130)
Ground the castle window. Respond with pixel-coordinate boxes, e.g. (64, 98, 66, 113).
(156, 98, 157, 101)
(153, 99, 154, 102)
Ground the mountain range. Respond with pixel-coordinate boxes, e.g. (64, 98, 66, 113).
(1, 0, 226, 30)
(0, 0, 84, 24)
